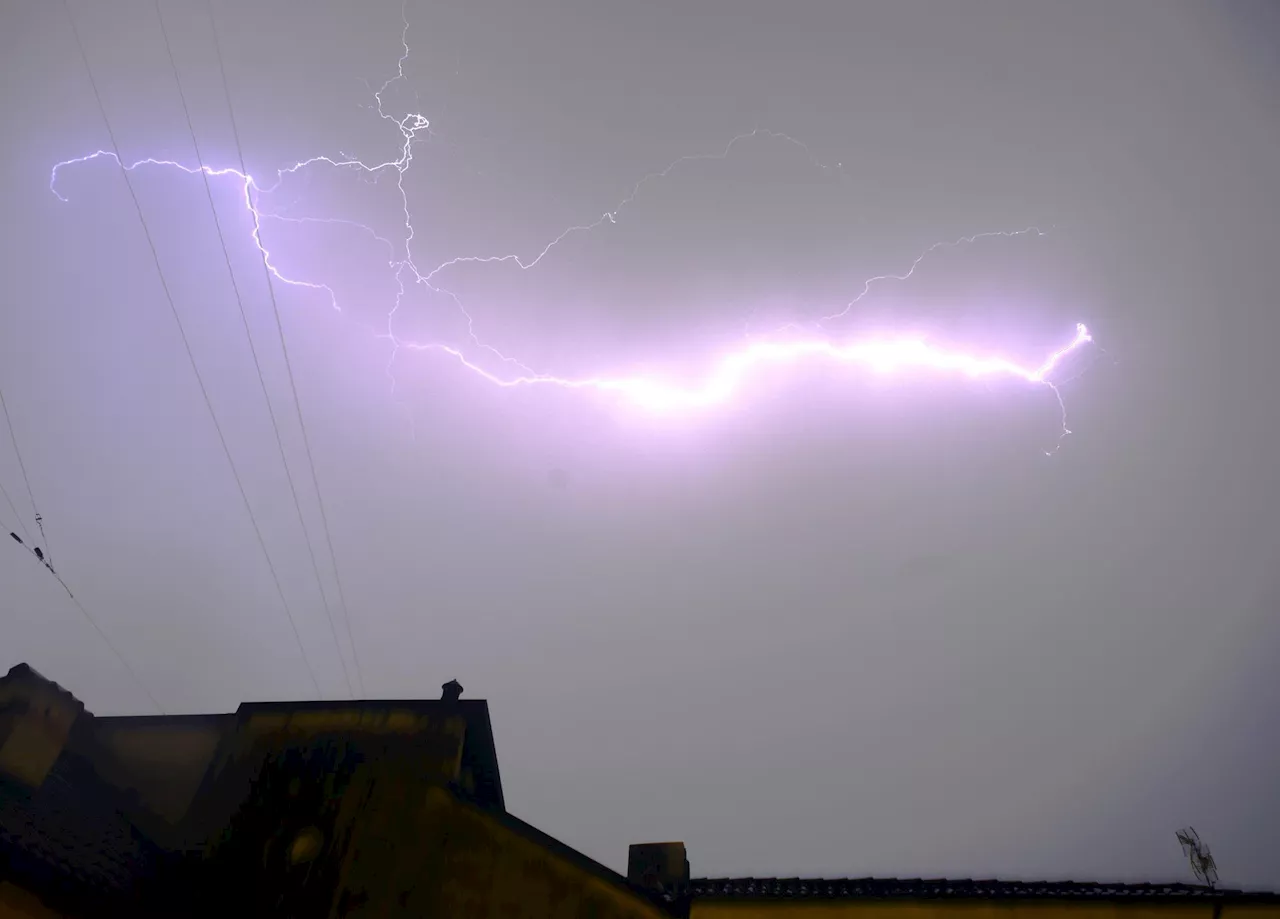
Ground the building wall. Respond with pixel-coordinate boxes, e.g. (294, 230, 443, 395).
(188, 704, 472, 861)
(434, 789, 667, 919)
(689, 902, 1280, 919)
(0, 672, 82, 789)
(0, 883, 64, 919)
(84, 718, 230, 826)
(332, 783, 667, 919)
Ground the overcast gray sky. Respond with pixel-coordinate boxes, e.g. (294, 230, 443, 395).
(3, 0, 1278, 890)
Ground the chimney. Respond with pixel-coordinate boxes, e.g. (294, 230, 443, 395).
(628, 841, 689, 895)
(441, 679, 464, 704)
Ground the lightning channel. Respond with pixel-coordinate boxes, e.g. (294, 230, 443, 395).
(50, 3, 1096, 449)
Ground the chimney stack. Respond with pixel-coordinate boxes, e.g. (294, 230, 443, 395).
(627, 841, 689, 895)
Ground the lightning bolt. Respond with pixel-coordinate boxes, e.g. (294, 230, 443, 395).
(49, 4, 1096, 447)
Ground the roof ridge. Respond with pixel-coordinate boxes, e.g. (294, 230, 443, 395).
(686, 877, 1280, 901)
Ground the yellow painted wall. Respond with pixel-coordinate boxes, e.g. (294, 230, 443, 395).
(189, 706, 468, 849)
(330, 781, 666, 919)
(0, 883, 63, 919)
(240, 707, 466, 741)
(690, 901, 1280, 919)
(0, 676, 81, 789)
(431, 790, 667, 919)
(225, 708, 467, 784)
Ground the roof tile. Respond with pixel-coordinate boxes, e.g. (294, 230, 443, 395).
(687, 878, 1280, 901)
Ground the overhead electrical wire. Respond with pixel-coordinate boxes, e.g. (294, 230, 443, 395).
(153, 0, 355, 700)
(0, 475, 31, 548)
(62, 0, 322, 698)
(61, 586, 166, 716)
(1, 380, 164, 714)
(204, 0, 367, 698)
(0, 396, 34, 548)
(0, 384, 49, 562)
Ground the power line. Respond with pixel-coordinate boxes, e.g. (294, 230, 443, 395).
(0, 383, 49, 561)
(0, 474, 32, 548)
(0, 389, 163, 714)
(59, 574, 166, 716)
(205, 0, 366, 697)
(62, 0, 321, 697)
(10, 536, 166, 715)
(153, 0, 354, 700)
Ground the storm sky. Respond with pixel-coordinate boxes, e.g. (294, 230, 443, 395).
(3, 0, 1279, 888)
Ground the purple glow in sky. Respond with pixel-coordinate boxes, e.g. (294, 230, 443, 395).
(9, 0, 1280, 892)
(49, 7, 1096, 436)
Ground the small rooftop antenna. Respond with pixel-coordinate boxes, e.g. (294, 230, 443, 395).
(1176, 826, 1219, 889)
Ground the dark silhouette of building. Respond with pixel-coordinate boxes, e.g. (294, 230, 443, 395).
(1, 662, 1277, 918)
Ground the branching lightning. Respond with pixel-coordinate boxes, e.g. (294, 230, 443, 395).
(50, 4, 1096, 442)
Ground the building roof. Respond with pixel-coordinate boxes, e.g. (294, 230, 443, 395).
(0, 663, 84, 712)
(0, 747, 161, 903)
(686, 877, 1280, 902)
